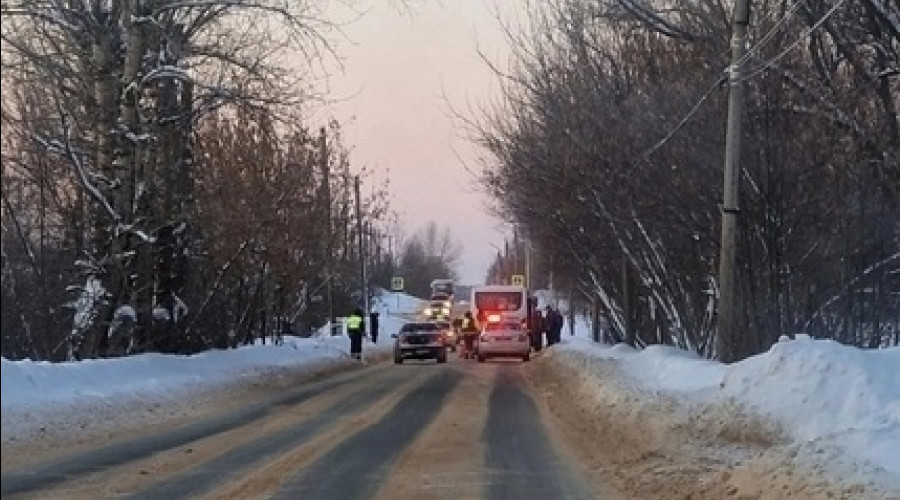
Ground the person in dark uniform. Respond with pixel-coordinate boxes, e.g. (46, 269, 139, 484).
(530, 306, 545, 351)
(346, 308, 365, 360)
(369, 311, 380, 344)
(546, 305, 564, 346)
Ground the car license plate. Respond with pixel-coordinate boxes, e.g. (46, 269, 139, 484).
(497, 336, 511, 341)
(416, 348, 431, 355)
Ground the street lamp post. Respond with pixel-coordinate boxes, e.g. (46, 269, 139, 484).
(354, 175, 368, 319)
(525, 241, 531, 290)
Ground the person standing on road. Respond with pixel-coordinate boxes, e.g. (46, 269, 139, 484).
(546, 305, 564, 346)
(460, 311, 478, 359)
(530, 306, 545, 352)
(544, 305, 553, 346)
(346, 308, 365, 360)
(369, 311, 380, 344)
(554, 307, 565, 343)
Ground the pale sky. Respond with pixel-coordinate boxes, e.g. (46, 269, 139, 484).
(318, 0, 523, 285)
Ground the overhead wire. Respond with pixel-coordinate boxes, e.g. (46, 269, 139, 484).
(641, 73, 727, 160)
(641, 0, 848, 158)
(740, 0, 851, 82)
(641, 0, 807, 159)
(735, 0, 810, 68)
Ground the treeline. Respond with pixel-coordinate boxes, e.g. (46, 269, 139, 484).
(474, 0, 898, 360)
(0, 1, 411, 361)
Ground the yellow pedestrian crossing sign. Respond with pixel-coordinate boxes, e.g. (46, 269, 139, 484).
(511, 274, 525, 287)
(391, 276, 404, 291)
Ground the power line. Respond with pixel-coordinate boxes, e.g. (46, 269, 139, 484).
(642, 73, 727, 160)
(741, 0, 851, 83)
(734, 0, 809, 68)
(641, 0, 849, 159)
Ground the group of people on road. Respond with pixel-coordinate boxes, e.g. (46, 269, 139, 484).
(545, 304, 565, 346)
(459, 302, 564, 359)
(530, 304, 564, 350)
(344, 300, 564, 361)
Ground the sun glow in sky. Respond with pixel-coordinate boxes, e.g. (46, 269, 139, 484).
(320, 0, 524, 284)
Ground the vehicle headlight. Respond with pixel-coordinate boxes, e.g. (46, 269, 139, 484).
(424, 307, 432, 315)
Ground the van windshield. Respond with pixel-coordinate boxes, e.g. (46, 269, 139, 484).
(485, 322, 521, 332)
(473, 292, 523, 311)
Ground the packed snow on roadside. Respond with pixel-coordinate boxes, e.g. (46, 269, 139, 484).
(551, 323, 900, 493)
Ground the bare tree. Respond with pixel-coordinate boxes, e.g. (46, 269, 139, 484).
(1, 0, 341, 358)
(467, 0, 898, 360)
(396, 222, 462, 298)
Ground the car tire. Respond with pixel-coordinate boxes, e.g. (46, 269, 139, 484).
(394, 356, 403, 364)
(437, 353, 447, 364)
(477, 354, 486, 363)
(522, 352, 530, 362)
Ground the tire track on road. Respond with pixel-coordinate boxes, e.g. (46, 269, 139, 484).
(200, 367, 439, 499)
(373, 363, 493, 500)
(271, 368, 462, 500)
(2, 366, 401, 499)
(126, 367, 418, 500)
(484, 368, 597, 500)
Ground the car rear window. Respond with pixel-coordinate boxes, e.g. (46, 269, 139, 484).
(400, 323, 438, 333)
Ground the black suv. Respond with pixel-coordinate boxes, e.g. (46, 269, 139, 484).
(393, 322, 448, 364)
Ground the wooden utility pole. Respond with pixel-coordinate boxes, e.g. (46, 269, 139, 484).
(504, 240, 510, 284)
(716, 0, 752, 363)
(354, 175, 368, 318)
(319, 128, 335, 335)
(525, 242, 531, 290)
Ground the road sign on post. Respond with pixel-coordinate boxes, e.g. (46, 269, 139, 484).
(511, 274, 525, 287)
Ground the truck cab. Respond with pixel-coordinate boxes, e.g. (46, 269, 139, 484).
(424, 299, 452, 320)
